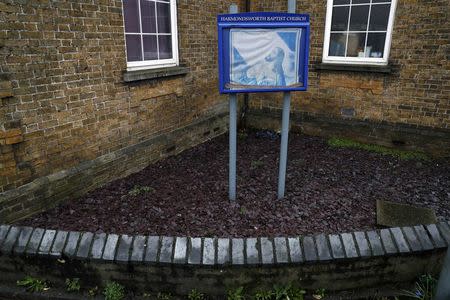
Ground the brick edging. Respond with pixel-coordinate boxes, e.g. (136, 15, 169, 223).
(0, 221, 449, 266)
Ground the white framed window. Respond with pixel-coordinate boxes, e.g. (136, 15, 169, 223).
(323, 0, 397, 66)
(123, 0, 179, 71)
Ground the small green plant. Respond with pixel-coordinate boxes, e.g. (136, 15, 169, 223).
(312, 288, 326, 300)
(128, 185, 154, 196)
(228, 286, 245, 300)
(400, 274, 437, 300)
(103, 281, 125, 300)
(254, 290, 273, 300)
(88, 286, 99, 297)
(17, 276, 49, 293)
(157, 292, 172, 300)
(188, 289, 205, 300)
(65, 278, 81, 292)
(239, 206, 247, 215)
(238, 131, 248, 140)
(250, 159, 265, 169)
(327, 137, 429, 160)
(272, 284, 305, 300)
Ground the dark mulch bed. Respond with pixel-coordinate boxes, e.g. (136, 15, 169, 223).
(17, 131, 450, 237)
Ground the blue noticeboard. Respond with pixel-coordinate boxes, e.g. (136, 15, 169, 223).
(218, 12, 310, 94)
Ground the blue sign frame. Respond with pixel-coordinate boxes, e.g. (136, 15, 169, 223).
(218, 12, 310, 94)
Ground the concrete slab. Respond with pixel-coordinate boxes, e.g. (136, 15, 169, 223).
(377, 200, 437, 227)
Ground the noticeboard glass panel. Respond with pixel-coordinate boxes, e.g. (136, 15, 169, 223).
(218, 12, 310, 94)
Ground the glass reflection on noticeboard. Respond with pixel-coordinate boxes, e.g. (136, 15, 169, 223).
(229, 28, 302, 89)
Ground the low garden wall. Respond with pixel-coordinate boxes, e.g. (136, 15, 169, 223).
(0, 222, 449, 298)
(0, 113, 228, 224)
(247, 108, 450, 158)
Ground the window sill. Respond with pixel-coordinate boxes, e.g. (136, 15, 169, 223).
(123, 66, 190, 82)
(314, 63, 392, 74)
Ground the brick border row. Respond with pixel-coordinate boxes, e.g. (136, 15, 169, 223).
(0, 222, 449, 266)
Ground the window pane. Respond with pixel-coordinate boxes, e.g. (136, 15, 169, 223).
(366, 33, 386, 57)
(329, 33, 347, 56)
(158, 35, 172, 59)
(349, 5, 369, 31)
(353, 0, 370, 3)
(333, 0, 350, 4)
(369, 4, 391, 31)
(373, 0, 391, 2)
(346, 33, 366, 57)
(143, 35, 158, 60)
(157, 2, 171, 34)
(123, 0, 140, 33)
(331, 6, 349, 31)
(141, 0, 156, 33)
(126, 35, 142, 61)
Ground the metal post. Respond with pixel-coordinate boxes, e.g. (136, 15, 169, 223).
(435, 246, 450, 300)
(277, 0, 296, 200)
(229, 4, 238, 201)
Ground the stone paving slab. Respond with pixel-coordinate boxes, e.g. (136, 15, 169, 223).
(303, 236, 317, 262)
(217, 238, 230, 265)
(159, 236, 174, 264)
(354, 231, 371, 257)
(188, 238, 202, 265)
(116, 235, 133, 262)
(63, 231, 81, 257)
(288, 237, 303, 263)
(341, 233, 358, 258)
(367, 231, 385, 256)
(145, 236, 160, 263)
(130, 235, 146, 262)
(389, 227, 410, 253)
(14, 227, 33, 255)
(102, 234, 119, 261)
(173, 237, 187, 264)
(260, 238, 274, 265)
(50, 230, 68, 257)
(90, 233, 107, 260)
(329, 234, 345, 259)
(1, 227, 21, 254)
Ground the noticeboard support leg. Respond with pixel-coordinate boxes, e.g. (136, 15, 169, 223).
(277, 92, 291, 200)
(229, 94, 237, 202)
(228, 4, 238, 202)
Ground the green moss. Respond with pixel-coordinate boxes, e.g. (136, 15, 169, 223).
(327, 137, 429, 160)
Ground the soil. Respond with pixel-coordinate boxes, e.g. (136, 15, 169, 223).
(17, 131, 450, 237)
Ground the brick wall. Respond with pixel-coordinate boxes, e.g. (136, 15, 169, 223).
(248, 0, 449, 131)
(0, 0, 245, 192)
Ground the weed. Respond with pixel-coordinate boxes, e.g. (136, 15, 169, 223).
(250, 159, 265, 169)
(128, 185, 154, 196)
(273, 284, 306, 300)
(239, 206, 247, 215)
(238, 131, 248, 140)
(228, 286, 245, 300)
(312, 288, 326, 300)
(327, 137, 429, 160)
(157, 292, 172, 300)
(254, 290, 273, 300)
(188, 289, 206, 300)
(17, 276, 50, 293)
(103, 281, 125, 300)
(65, 278, 81, 293)
(400, 274, 437, 300)
(88, 286, 99, 297)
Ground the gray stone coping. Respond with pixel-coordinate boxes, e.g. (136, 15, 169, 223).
(0, 222, 449, 266)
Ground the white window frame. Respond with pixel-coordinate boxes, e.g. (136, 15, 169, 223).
(123, 0, 179, 71)
(322, 0, 397, 66)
